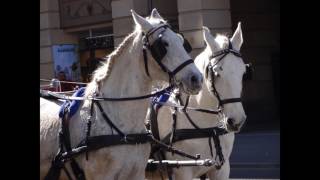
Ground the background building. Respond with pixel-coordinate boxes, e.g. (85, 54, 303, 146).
(40, 0, 280, 178)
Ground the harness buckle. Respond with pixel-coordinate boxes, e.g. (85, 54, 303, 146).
(143, 44, 148, 50)
(215, 161, 223, 169)
(212, 129, 217, 136)
(217, 107, 224, 115)
(142, 36, 149, 46)
(196, 154, 201, 159)
(123, 134, 135, 143)
(123, 135, 128, 143)
(86, 115, 92, 122)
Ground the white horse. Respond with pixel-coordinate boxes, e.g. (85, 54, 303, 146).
(147, 22, 247, 180)
(40, 9, 203, 180)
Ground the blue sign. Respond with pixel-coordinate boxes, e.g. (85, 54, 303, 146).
(52, 44, 81, 82)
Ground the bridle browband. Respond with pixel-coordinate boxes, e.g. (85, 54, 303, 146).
(142, 24, 194, 84)
(206, 39, 243, 109)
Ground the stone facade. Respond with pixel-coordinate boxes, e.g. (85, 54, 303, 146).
(177, 0, 232, 58)
(40, 0, 233, 79)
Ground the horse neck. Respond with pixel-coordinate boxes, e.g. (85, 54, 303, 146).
(92, 37, 152, 135)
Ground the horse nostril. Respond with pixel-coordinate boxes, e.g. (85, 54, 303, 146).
(191, 75, 197, 84)
(227, 118, 234, 126)
(190, 75, 202, 86)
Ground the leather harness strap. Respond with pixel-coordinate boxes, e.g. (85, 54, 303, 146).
(45, 106, 85, 180)
(220, 98, 242, 105)
(143, 44, 150, 77)
(148, 92, 228, 170)
(161, 127, 228, 145)
(170, 59, 194, 76)
(41, 85, 174, 102)
(44, 91, 201, 180)
(94, 101, 125, 137)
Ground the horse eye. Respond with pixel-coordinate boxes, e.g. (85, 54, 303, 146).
(163, 41, 169, 46)
(219, 66, 223, 71)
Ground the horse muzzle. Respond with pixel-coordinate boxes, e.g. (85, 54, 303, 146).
(179, 72, 203, 95)
(226, 117, 246, 133)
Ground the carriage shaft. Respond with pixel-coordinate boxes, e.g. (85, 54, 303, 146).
(147, 159, 214, 167)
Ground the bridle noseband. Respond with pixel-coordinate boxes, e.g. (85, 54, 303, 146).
(142, 24, 194, 84)
(206, 40, 243, 109)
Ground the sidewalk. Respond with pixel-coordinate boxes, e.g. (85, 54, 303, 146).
(229, 132, 280, 179)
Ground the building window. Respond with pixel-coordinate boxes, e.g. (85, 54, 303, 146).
(78, 27, 114, 82)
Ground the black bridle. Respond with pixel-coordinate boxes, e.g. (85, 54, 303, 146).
(206, 39, 247, 109)
(142, 24, 194, 84)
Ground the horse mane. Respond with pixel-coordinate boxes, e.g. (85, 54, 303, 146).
(84, 30, 139, 97)
(146, 16, 167, 26)
(84, 16, 167, 98)
(215, 33, 229, 50)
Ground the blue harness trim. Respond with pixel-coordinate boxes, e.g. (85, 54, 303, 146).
(59, 87, 86, 118)
(151, 88, 172, 111)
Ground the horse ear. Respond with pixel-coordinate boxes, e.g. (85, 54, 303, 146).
(131, 9, 153, 32)
(150, 8, 163, 19)
(203, 26, 219, 51)
(230, 22, 243, 51)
